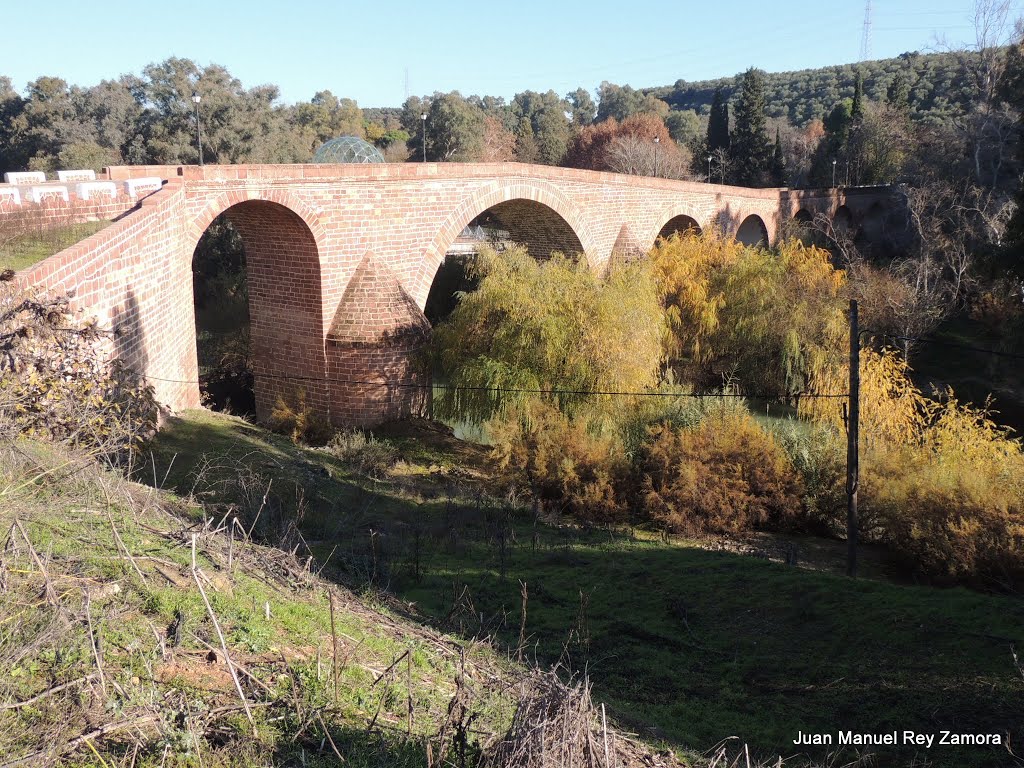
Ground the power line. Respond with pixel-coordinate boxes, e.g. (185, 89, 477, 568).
(130, 367, 849, 400)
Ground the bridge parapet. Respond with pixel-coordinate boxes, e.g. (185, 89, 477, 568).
(11, 162, 895, 427)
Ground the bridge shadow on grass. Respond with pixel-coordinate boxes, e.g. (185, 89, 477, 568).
(143, 411, 1024, 768)
(393, 535, 1024, 767)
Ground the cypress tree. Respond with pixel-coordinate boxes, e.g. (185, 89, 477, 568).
(707, 88, 730, 152)
(851, 71, 864, 121)
(730, 68, 770, 186)
(514, 117, 538, 164)
(771, 128, 785, 186)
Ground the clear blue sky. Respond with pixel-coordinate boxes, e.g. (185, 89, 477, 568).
(4, 0, 1021, 107)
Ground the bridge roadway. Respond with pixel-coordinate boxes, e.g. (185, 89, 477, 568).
(13, 162, 895, 426)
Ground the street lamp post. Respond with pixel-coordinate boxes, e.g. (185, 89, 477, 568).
(192, 92, 203, 166)
(653, 135, 659, 178)
(421, 113, 427, 163)
(707, 155, 712, 183)
(832, 158, 837, 187)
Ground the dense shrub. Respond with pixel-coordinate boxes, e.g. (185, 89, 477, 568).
(635, 409, 803, 535)
(766, 419, 846, 535)
(268, 391, 332, 446)
(490, 399, 629, 523)
(861, 387, 1024, 587)
(808, 347, 1024, 586)
(0, 286, 156, 462)
(327, 429, 401, 478)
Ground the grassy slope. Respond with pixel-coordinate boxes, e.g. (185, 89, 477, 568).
(1, 220, 111, 272)
(0, 438, 519, 767)
(147, 410, 1024, 768)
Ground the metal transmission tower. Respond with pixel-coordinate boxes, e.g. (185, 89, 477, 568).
(860, 0, 873, 61)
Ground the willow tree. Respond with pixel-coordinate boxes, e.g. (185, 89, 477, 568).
(430, 246, 666, 424)
(649, 232, 846, 398)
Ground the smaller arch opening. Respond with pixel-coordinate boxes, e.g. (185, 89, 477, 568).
(657, 215, 702, 242)
(736, 214, 769, 247)
(833, 205, 854, 235)
(788, 209, 818, 246)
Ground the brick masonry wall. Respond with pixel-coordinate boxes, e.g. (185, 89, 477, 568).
(0, 191, 143, 227)
(11, 162, 895, 427)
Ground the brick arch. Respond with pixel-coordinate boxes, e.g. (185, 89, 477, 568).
(186, 188, 329, 256)
(412, 180, 599, 307)
(189, 196, 329, 423)
(644, 202, 708, 252)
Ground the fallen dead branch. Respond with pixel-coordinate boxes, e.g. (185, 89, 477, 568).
(0, 674, 98, 711)
(0, 712, 160, 768)
(190, 533, 256, 734)
(483, 668, 684, 768)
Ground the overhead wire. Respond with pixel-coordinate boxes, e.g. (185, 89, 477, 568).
(125, 366, 848, 400)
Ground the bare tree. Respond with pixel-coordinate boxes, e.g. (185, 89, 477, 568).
(938, 0, 1020, 189)
(605, 135, 692, 180)
(710, 147, 731, 184)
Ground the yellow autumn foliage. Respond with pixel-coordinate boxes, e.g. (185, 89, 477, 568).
(808, 347, 1024, 584)
(649, 232, 846, 397)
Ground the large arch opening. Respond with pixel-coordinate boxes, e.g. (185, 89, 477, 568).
(656, 215, 702, 243)
(192, 215, 253, 414)
(422, 197, 588, 440)
(191, 200, 326, 424)
(735, 214, 769, 247)
(423, 198, 586, 327)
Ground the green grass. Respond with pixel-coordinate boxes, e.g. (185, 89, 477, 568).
(0, 436, 518, 767)
(145, 410, 1024, 768)
(0, 219, 112, 271)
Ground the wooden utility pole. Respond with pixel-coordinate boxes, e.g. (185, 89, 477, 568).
(846, 299, 860, 577)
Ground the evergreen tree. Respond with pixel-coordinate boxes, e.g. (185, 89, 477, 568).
(808, 100, 852, 186)
(886, 72, 911, 111)
(851, 71, 864, 122)
(514, 117, 539, 163)
(566, 87, 596, 126)
(706, 88, 730, 152)
(729, 68, 770, 186)
(770, 128, 785, 186)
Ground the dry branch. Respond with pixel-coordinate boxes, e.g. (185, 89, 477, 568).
(0, 674, 98, 711)
(190, 533, 256, 734)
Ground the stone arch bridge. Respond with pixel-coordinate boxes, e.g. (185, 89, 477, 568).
(12, 162, 895, 426)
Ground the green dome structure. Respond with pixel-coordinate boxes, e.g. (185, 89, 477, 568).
(312, 136, 385, 164)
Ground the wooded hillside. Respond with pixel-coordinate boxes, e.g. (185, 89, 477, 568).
(646, 50, 990, 126)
